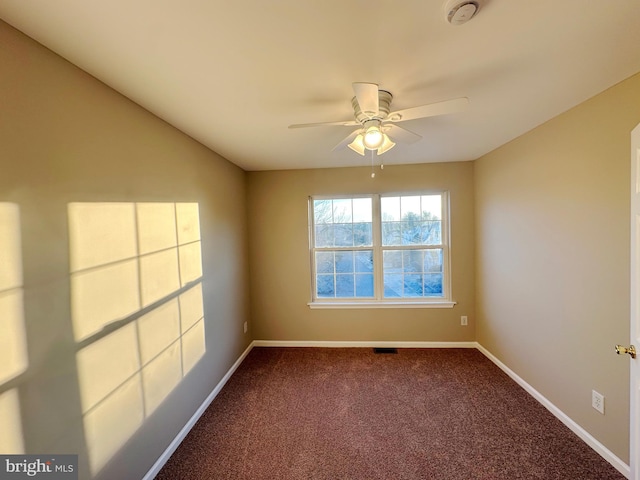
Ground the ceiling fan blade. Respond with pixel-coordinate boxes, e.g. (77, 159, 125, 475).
(332, 129, 361, 151)
(387, 97, 469, 123)
(288, 120, 359, 129)
(352, 82, 379, 118)
(383, 124, 422, 144)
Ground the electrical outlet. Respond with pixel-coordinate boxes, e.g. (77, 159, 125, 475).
(592, 390, 605, 414)
(243, 321, 248, 334)
(461, 316, 468, 326)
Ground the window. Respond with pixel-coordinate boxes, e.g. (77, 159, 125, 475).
(309, 193, 454, 308)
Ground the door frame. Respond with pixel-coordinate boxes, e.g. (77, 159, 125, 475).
(629, 123, 640, 480)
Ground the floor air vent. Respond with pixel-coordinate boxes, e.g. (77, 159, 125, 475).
(373, 347, 398, 354)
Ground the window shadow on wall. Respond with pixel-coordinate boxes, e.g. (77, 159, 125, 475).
(68, 202, 206, 475)
(0, 202, 27, 455)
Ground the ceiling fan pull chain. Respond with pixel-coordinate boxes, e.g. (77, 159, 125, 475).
(371, 149, 376, 178)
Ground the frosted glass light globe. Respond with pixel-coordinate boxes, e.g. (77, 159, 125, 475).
(363, 126, 383, 149)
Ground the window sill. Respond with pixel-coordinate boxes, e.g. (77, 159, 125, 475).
(307, 300, 456, 309)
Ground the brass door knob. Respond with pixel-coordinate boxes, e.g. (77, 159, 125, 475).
(615, 345, 637, 358)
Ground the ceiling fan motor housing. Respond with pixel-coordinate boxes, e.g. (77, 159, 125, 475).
(352, 90, 393, 123)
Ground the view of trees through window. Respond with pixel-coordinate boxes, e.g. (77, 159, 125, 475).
(381, 195, 443, 298)
(311, 194, 447, 301)
(313, 198, 374, 298)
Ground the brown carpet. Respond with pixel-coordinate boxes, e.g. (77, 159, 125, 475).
(156, 347, 625, 479)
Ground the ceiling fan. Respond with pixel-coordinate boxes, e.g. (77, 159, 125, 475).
(288, 82, 469, 156)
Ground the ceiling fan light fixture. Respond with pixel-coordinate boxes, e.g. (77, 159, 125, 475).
(377, 134, 396, 155)
(348, 134, 366, 156)
(289, 82, 468, 159)
(362, 121, 384, 150)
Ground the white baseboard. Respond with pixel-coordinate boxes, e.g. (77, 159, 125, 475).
(252, 340, 477, 349)
(476, 343, 631, 479)
(141, 342, 255, 480)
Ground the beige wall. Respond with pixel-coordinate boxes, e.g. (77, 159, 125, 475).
(247, 162, 475, 342)
(474, 72, 640, 463)
(0, 20, 250, 479)
(3, 9, 638, 475)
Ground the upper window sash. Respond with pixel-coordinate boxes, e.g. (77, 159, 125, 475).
(310, 196, 374, 249)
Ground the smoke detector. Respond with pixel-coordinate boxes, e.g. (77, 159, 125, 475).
(444, 0, 481, 25)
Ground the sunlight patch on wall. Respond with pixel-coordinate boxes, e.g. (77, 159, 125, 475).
(139, 249, 180, 307)
(0, 203, 26, 454)
(71, 260, 140, 342)
(69, 203, 140, 342)
(0, 203, 27, 384)
(182, 317, 206, 375)
(0, 289, 27, 384)
(69, 202, 206, 474)
(0, 390, 24, 454)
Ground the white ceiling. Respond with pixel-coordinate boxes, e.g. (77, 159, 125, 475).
(1, 1, 640, 171)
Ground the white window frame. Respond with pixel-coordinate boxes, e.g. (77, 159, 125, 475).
(308, 192, 455, 309)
